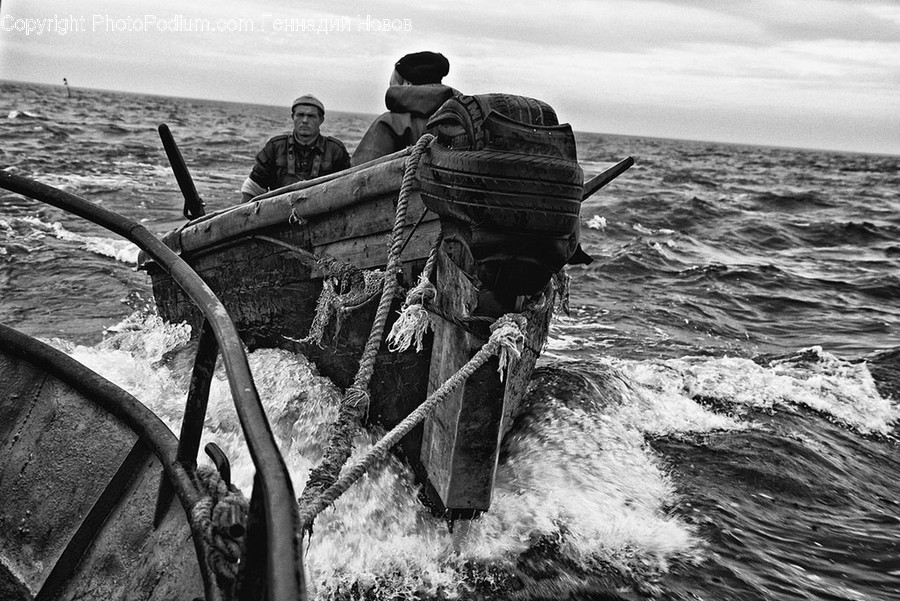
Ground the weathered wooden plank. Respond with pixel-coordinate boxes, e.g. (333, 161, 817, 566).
(312, 219, 441, 275)
(420, 249, 507, 512)
(174, 157, 407, 254)
(304, 190, 434, 249)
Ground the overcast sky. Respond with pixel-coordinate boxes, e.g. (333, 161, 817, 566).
(2, 0, 898, 155)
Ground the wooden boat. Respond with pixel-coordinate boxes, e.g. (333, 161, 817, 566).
(0, 171, 306, 601)
(0, 93, 631, 601)
(141, 93, 631, 517)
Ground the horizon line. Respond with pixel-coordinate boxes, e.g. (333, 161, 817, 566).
(3, 77, 898, 159)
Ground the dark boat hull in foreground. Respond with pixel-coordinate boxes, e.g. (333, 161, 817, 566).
(0, 327, 204, 601)
(0, 170, 307, 601)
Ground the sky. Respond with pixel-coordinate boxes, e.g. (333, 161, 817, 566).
(1, 0, 899, 155)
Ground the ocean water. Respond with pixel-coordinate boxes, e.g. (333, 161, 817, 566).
(2, 80, 899, 600)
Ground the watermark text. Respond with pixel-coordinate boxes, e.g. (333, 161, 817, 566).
(1, 14, 413, 36)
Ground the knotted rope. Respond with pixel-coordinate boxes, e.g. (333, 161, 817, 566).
(189, 466, 249, 584)
(297, 313, 527, 526)
(296, 257, 385, 347)
(297, 134, 435, 529)
(387, 243, 439, 352)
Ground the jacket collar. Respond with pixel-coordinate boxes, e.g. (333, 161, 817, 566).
(385, 84, 456, 116)
(291, 132, 325, 152)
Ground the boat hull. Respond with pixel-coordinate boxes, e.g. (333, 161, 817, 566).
(145, 91, 582, 514)
(144, 156, 554, 514)
(0, 338, 204, 601)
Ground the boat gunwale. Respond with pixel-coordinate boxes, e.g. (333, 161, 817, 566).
(165, 155, 411, 258)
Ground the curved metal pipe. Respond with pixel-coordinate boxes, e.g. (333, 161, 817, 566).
(0, 171, 305, 601)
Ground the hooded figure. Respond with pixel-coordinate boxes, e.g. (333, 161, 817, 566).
(351, 51, 456, 166)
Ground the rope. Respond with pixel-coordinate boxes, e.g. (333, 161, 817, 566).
(297, 313, 527, 525)
(295, 261, 385, 347)
(387, 242, 439, 352)
(189, 466, 249, 583)
(297, 134, 436, 528)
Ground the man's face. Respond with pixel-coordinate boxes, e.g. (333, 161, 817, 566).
(292, 105, 323, 143)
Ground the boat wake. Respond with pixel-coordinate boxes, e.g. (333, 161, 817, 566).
(47, 313, 705, 599)
(33, 306, 900, 599)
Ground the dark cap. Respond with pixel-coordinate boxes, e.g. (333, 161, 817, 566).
(291, 94, 325, 115)
(394, 51, 449, 85)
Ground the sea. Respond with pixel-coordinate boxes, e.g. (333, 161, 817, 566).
(2, 80, 899, 601)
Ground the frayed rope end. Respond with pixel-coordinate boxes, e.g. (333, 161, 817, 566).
(388, 304, 433, 352)
(490, 314, 527, 381)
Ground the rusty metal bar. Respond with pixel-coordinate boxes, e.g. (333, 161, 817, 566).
(205, 442, 232, 488)
(0, 171, 306, 601)
(234, 473, 269, 601)
(154, 318, 219, 527)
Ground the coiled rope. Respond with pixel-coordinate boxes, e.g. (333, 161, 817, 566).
(189, 465, 249, 584)
(296, 134, 436, 528)
(297, 313, 527, 526)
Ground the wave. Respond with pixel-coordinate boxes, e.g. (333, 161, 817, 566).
(0, 215, 139, 264)
(45, 315, 702, 598)
(661, 170, 719, 188)
(6, 109, 42, 120)
(33, 306, 899, 600)
(749, 189, 834, 209)
(795, 220, 899, 246)
(618, 347, 898, 436)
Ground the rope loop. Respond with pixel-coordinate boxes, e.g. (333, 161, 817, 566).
(190, 465, 249, 583)
(490, 313, 527, 381)
(345, 385, 370, 409)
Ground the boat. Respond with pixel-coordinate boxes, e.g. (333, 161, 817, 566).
(0, 172, 306, 600)
(0, 92, 632, 600)
(140, 93, 633, 518)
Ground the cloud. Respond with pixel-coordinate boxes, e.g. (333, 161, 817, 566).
(2, 0, 898, 153)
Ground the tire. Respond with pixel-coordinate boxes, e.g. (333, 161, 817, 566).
(419, 146, 582, 237)
(426, 93, 559, 150)
(421, 93, 583, 295)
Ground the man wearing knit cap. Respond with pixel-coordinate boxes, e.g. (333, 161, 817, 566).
(351, 51, 456, 166)
(241, 94, 350, 202)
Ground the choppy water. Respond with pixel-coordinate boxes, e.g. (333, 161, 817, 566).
(2, 80, 899, 600)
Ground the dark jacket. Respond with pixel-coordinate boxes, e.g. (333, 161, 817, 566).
(249, 133, 350, 191)
(351, 84, 456, 166)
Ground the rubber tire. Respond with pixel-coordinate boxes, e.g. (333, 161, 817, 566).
(419, 146, 582, 237)
(426, 93, 559, 150)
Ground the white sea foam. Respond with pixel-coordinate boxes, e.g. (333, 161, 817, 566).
(613, 349, 899, 435)
(7, 110, 40, 120)
(52, 313, 702, 598)
(0, 215, 139, 264)
(586, 214, 607, 230)
(50, 222, 141, 264)
(67, 319, 900, 596)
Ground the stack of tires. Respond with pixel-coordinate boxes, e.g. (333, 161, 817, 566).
(418, 94, 584, 297)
